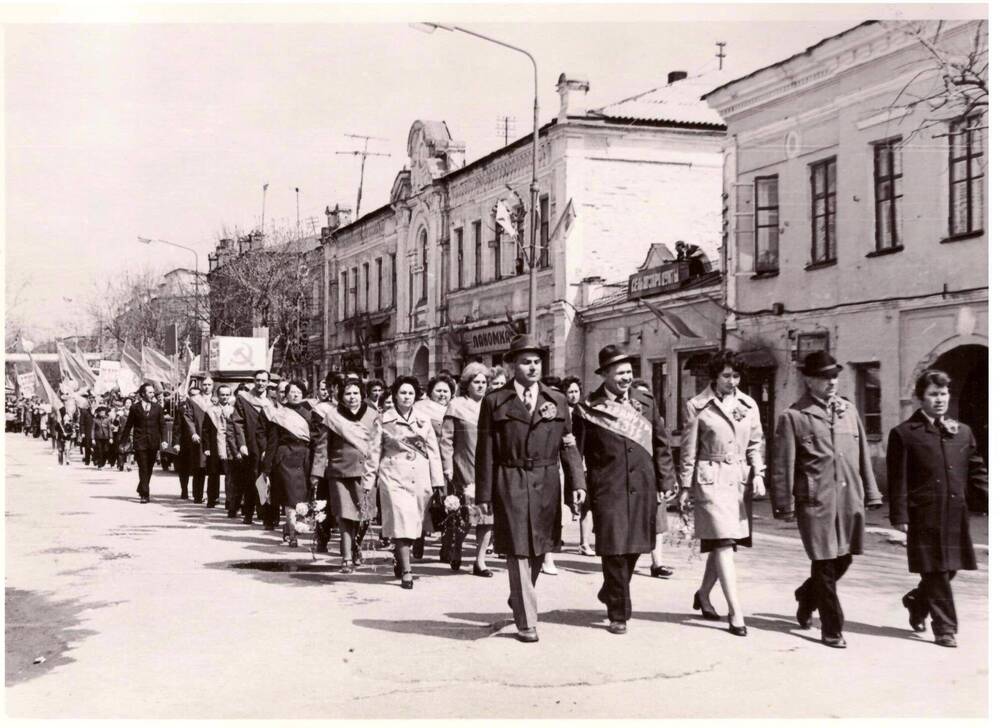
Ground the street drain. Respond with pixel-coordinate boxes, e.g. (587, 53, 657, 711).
(230, 561, 339, 573)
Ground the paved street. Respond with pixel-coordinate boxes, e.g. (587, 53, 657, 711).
(5, 432, 988, 719)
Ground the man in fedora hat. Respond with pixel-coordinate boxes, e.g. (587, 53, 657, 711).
(772, 350, 883, 648)
(476, 333, 586, 643)
(574, 344, 674, 634)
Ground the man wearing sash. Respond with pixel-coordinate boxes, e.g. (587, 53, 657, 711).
(576, 345, 675, 635)
(233, 370, 274, 527)
(476, 334, 586, 643)
(205, 384, 238, 515)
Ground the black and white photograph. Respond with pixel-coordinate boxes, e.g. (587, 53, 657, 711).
(3, 2, 990, 719)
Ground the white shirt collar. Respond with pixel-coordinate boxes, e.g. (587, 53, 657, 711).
(604, 385, 628, 403)
(513, 380, 538, 399)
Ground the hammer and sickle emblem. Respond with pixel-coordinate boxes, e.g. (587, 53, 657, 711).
(230, 343, 253, 367)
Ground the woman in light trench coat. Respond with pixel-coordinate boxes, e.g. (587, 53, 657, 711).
(378, 376, 445, 590)
(679, 350, 766, 637)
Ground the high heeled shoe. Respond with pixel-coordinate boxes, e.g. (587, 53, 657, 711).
(728, 616, 748, 637)
(401, 571, 414, 590)
(693, 591, 722, 621)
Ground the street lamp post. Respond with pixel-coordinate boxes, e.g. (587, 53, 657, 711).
(411, 22, 540, 336)
(136, 236, 202, 344)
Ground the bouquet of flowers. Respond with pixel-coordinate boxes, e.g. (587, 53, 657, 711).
(292, 499, 328, 557)
(664, 492, 701, 561)
(438, 492, 470, 571)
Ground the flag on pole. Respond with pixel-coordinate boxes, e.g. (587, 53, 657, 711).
(27, 350, 62, 411)
(265, 336, 281, 372)
(639, 298, 702, 339)
(494, 200, 519, 240)
(118, 341, 143, 393)
(180, 354, 201, 396)
(142, 345, 178, 387)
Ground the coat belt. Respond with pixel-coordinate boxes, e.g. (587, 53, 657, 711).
(502, 457, 558, 471)
(700, 453, 745, 465)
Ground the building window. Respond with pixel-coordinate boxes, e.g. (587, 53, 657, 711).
(855, 362, 882, 439)
(794, 331, 829, 362)
(340, 271, 348, 320)
(515, 210, 525, 275)
(754, 176, 779, 272)
(538, 195, 550, 268)
(362, 262, 370, 313)
(809, 157, 837, 265)
(421, 231, 429, 304)
(493, 223, 502, 281)
(376, 257, 383, 310)
(455, 227, 464, 289)
(350, 267, 358, 316)
(473, 221, 482, 285)
(873, 138, 902, 251)
(677, 350, 713, 429)
(440, 242, 449, 304)
(948, 114, 984, 238)
(389, 253, 397, 307)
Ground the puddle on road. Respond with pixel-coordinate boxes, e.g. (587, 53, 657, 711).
(230, 560, 340, 573)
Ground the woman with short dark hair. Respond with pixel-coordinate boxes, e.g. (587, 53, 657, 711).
(377, 376, 444, 589)
(678, 349, 766, 636)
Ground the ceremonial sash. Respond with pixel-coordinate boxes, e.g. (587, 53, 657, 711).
(577, 396, 653, 457)
(188, 394, 210, 424)
(413, 397, 446, 426)
(267, 404, 311, 442)
(445, 396, 480, 427)
(206, 405, 234, 455)
(317, 404, 375, 455)
(382, 412, 430, 460)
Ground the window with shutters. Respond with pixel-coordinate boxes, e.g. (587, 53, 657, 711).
(730, 182, 756, 276)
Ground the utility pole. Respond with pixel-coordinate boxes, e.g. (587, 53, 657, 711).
(294, 187, 301, 234)
(261, 182, 269, 234)
(496, 115, 516, 145)
(716, 41, 727, 70)
(335, 134, 390, 218)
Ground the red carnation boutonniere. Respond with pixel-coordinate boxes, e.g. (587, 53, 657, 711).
(831, 398, 849, 420)
(539, 402, 557, 421)
(731, 406, 747, 422)
(629, 398, 645, 414)
(941, 417, 960, 436)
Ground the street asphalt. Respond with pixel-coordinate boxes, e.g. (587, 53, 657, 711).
(4, 433, 989, 718)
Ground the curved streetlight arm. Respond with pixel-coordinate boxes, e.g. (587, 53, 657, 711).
(137, 235, 205, 335)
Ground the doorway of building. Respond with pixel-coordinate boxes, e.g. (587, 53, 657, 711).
(931, 343, 987, 511)
(740, 367, 776, 488)
(411, 344, 429, 384)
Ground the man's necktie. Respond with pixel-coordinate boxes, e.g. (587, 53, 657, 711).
(523, 388, 533, 414)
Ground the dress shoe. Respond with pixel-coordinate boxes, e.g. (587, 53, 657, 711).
(650, 565, 674, 579)
(180, 493, 189, 500)
(728, 617, 748, 637)
(401, 572, 414, 590)
(796, 599, 814, 630)
(902, 594, 927, 632)
(515, 628, 539, 643)
(193, 499, 204, 504)
(242, 516, 253, 525)
(541, 563, 559, 576)
(821, 633, 847, 648)
(935, 634, 957, 648)
(579, 545, 596, 557)
(315, 542, 329, 554)
(608, 621, 627, 635)
(693, 591, 721, 621)
(206, 501, 217, 508)
(288, 536, 299, 548)
(139, 497, 149, 504)
(473, 564, 493, 578)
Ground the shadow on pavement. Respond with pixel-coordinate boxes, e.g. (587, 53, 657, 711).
(752, 612, 921, 642)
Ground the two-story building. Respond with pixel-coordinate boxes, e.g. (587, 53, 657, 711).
(704, 19, 988, 483)
(323, 70, 727, 382)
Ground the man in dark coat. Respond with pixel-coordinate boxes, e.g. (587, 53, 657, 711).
(171, 403, 190, 499)
(888, 368, 987, 648)
(771, 352, 883, 649)
(575, 345, 675, 634)
(79, 393, 95, 465)
(232, 370, 273, 527)
(119, 382, 168, 503)
(476, 335, 586, 643)
(180, 380, 210, 504)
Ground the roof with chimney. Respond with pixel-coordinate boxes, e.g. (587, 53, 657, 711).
(590, 71, 727, 128)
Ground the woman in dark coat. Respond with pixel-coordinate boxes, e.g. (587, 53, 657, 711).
(888, 369, 987, 647)
(262, 380, 316, 548)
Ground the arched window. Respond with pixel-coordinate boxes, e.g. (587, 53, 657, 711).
(420, 229, 428, 303)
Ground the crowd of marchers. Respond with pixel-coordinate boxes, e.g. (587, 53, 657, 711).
(12, 335, 986, 650)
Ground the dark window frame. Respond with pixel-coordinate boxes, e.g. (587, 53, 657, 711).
(493, 223, 502, 281)
(362, 262, 370, 313)
(873, 137, 903, 251)
(389, 253, 397, 307)
(473, 220, 482, 285)
(948, 114, 984, 238)
(539, 195, 550, 269)
(809, 157, 837, 265)
(754, 175, 780, 273)
(376, 257, 383, 310)
(455, 227, 464, 290)
(854, 362, 883, 440)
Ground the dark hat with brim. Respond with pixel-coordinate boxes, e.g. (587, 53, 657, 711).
(595, 344, 637, 375)
(503, 333, 546, 362)
(800, 351, 843, 378)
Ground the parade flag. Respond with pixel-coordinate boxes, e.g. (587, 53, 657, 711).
(494, 200, 519, 241)
(180, 353, 201, 397)
(265, 336, 280, 372)
(118, 341, 143, 393)
(94, 360, 121, 396)
(56, 341, 97, 390)
(73, 343, 98, 381)
(17, 372, 36, 398)
(142, 345, 178, 387)
(56, 342, 77, 384)
(639, 298, 702, 339)
(28, 350, 62, 411)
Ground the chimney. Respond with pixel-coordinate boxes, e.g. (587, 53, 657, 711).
(557, 72, 591, 123)
(325, 204, 353, 230)
(667, 70, 688, 84)
(578, 275, 606, 308)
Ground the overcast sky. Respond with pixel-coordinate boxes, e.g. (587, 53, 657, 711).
(5, 4, 976, 341)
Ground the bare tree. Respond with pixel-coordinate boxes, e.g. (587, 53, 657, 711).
(883, 19, 988, 142)
(86, 269, 165, 351)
